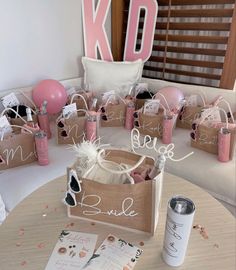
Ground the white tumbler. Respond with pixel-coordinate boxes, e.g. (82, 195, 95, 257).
(162, 196, 195, 267)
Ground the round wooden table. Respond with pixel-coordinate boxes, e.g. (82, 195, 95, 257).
(0, 173, 235, 270)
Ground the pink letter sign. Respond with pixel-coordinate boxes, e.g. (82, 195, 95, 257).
(124, 0, 158, 62)
(82, 0, 113, 61)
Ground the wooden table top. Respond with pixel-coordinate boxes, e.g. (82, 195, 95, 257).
(0, 173, 235, 270)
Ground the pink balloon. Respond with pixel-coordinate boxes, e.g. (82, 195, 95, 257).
(155, 86, 184, 111)
(32, 79, 67, 114)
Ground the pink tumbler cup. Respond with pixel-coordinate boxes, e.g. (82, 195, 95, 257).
(162, 116, 173, 144)
(86, 113, 97, 142)
(125, 102, 135, 130)
(38, 113, 51, 139)
(218, 128, 231, 162)
(35, 131, 49, 166)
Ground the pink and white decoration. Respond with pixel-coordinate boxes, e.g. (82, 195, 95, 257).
(124, 0, 158, 62)
(82, 0, 113, 61)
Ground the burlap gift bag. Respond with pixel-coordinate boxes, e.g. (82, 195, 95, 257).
(191, 107, 236, 159)
(66, 149, 164, 234)
(56, 111, 87, 145)
(99, 95, 127, 127)
(0, 125, 37, 170)
(177, 93, 210, 130)
(177, 106, 203, 129)
(1, 107, 38, 133)
(68, 91, 92, 111)
(135, 110, 164, 139)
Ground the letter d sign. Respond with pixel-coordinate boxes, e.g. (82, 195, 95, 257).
(124, 0, 158, 62)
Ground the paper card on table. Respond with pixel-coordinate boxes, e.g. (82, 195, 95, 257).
(83, 234, 143, 270)
(1, 93, 20, 108)
(63, 103, 77, 118)
(0, 115, 12, 138)
(44, 230, 98, 270)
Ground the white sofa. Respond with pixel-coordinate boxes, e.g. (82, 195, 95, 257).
(0, 77, 235, 222)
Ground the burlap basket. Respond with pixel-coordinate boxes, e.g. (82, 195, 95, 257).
(67, 149, 164, 234)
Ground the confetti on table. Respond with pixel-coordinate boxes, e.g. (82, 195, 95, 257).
(139, 241, 145, 247)
(18, 228, 25, 236)
(193, 224, 209, 239)
(37, 243, 45, 249)
(20, 261, 27, 266)
(65, 222, 75, 228)
(42, 213, 47, 218)
(44, 205, 49, 209)
(91, 222, 96, 226)
(200, 227, 209, 239)
(16, 242, 22, 247)
(214, 243, 219, 248)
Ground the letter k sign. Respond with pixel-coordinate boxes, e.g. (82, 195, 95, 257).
(82, 0, 113, 61)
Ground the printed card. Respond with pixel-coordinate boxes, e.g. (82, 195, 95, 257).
(0, 115, 12, 138)
(44, 231, 98, 270)
(63, 103, 77, 118)
(83, 235, 143, 270)
(1, 93, 20, 108)
(143, 99, 160, 115)
(200, 107, 221, 122)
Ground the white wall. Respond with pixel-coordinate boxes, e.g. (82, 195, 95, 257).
(0, 0, 111, 92)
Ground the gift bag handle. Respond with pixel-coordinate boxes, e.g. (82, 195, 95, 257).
(96, 148, 146, 174)
(1, 108, 28, 124)
(152, 92, 171, 112)
(17, 90, 37, 110)
(102, 93, 126, 107)
(212, 96, 235, 123)
(70, 93, 89, 111)
(197, 93, 206, 106)
(129, 83, 152, 98)
(1, 124, 33, 141)
(56, 109, 88, 123)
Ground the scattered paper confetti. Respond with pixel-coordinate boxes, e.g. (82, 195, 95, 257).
(214, 243, 219, 248)
(18, 228, 25, 236)
(200, 227, 209, 239)
(70, 222, 74, 227)
(42, 213, 47, 218)
(44, 205, 49, 209)
(91, 222, 96, 226)
(20, 261, 27, 266)
(16, 242, 22, 247)
(193, 224, 209, 239)
(37, 243, 45, 249)
(139, 241, 144, 247)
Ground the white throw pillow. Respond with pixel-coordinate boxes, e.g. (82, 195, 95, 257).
(82, 57, 143, 95)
